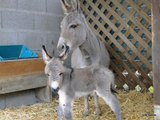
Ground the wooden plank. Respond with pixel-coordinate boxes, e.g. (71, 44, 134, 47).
(80, 0, 152, 89)
(87, 0, 151, 69)
(112, 0, 152, 46)
(0, 73, 47, 94)
(132, 61, 152, 88)
(0, 59, 45, 78)
(85, 16, 142, 89)
(126, 0, 151, 24)
(83, 6, 149, 89)
(81, 2, 152, 69)
(152, 0, 160, 119)
(110, 0, 152, 55)
(101, 0, 152, 52)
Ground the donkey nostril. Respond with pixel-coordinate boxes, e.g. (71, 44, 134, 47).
(58, 44, 65, 52)
(62, 45, 65, 50)
(66, 45, 69, 50)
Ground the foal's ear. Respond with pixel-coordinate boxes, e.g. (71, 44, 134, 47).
(42, 45, 52, 64)
(60, 0, 73, 14)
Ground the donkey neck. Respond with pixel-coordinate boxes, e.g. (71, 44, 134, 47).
(79, 28, 100, 64)
(59, 67, 75, 91)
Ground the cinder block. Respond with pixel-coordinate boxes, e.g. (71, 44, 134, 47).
(2, 11, 34, 30)
(0, 31, 18, 45)
(46, 0, 63, 15)
(5, 90, 37, 108)
(17, 31, 47, 51)
(0, 11, 1, 28)
(18, 0, 46, 12)
(0, 0, 17, 9)
(46, 32, 60, 56)
(35, 14, 62, 32)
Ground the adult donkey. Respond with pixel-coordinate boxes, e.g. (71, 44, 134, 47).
(57, 0, 110, 116)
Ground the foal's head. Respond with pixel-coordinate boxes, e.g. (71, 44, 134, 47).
(57, 0, 88, 59)
(42, 46, 65, 90)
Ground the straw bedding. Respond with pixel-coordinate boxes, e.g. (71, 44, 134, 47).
(0, 91, 154, 120)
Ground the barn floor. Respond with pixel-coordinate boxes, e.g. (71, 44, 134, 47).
(0, 91, 154, 120)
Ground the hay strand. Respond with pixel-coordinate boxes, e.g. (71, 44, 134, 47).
(0, 91, 154, 120)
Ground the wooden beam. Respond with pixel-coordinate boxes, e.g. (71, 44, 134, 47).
(151, 0, 160, 119)
(0, 59, 45, 78)
(0, 73, 47, 94)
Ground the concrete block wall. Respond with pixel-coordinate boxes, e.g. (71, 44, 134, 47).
(0, 0, 64, 55)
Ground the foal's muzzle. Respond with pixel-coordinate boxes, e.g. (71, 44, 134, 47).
(52, 87, 60, 93)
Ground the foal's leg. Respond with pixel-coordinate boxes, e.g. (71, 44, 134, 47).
(83, 95, 89, 117)
(63, 103, 72, 120)
(93, 92, 101, 116)
(57, 105, 63, 120)
(96, 90, 122, 120)
(59, 91, 73, 120)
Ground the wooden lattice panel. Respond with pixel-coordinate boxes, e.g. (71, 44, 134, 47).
(80, 0, 152, 90)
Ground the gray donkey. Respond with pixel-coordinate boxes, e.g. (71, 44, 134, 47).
(57, 0, 110, 116)
(42, 46, 122, 120)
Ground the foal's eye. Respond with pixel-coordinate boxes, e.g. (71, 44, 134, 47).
(46, 74, 50, 76)
(69, 24, 78, 29)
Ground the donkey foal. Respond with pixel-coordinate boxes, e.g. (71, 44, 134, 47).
(42, 46, 122, 120)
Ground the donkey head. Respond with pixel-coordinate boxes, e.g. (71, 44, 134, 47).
(42, 46, 65, 90)
(57, 0, 88, 59)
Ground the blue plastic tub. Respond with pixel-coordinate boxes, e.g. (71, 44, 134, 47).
(0, 45, 38, 61)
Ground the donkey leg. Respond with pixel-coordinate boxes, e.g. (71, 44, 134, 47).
(83, 95, 89, 117)
(93, 92, 101, 116)
(59, 90, 73, 120)
(63, 103, 72, 120)
(57, 105, 64, 120)
(96, 90, 122, 120)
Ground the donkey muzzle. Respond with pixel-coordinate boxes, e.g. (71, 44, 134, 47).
(52, 87, 60, 93)
(59, 45, 70, 60)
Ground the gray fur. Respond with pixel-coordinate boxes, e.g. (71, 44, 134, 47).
(57, 0, 110, 116)
(42, 47, 122, 120)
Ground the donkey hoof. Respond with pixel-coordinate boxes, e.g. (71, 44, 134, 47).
(83, 110, 89, 117)
(94, 108, 101, 116)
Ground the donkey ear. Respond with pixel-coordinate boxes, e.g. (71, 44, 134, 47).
(60, 0, 73, 14)
(72, 0, 81, 12)
(42, 45, 52, 64)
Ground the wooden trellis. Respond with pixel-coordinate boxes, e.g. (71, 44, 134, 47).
(79, 0, 152, 90)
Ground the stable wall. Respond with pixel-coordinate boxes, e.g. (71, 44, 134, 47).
(0, 0, 63, 55)
(0, 0, 64, 109)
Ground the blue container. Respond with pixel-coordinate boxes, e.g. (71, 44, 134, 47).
(0, 45, 38, 61)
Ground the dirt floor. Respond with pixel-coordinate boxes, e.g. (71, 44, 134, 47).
(0, 91, 154, 120)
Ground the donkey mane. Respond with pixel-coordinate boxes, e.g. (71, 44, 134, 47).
(79, 27, 102, 64)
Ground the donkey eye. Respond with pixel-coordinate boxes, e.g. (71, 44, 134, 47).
(69, 24, 78, 29)
(59, 73, 63, 76)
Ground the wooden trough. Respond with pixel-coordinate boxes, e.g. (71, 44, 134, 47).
(0, 58, 51, 109)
